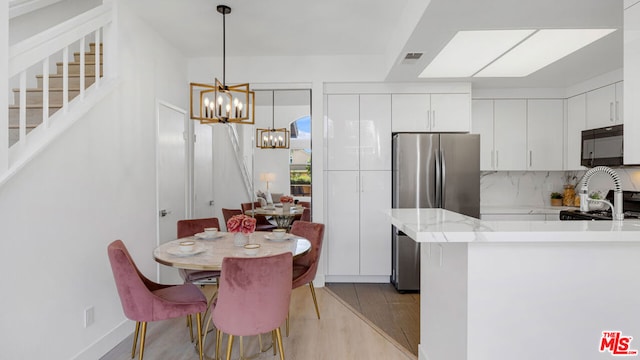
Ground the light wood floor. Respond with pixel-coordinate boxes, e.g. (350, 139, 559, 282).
(101, 286, 416, 360)
(325, 283, 420, 357)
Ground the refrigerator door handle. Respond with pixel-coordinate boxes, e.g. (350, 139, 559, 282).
(441, 149, 446, 209)
(435, 147, 442, 208)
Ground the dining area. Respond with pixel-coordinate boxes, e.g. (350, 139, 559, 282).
(107, 212, 325, 360)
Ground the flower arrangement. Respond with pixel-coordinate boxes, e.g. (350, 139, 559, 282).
(226, 215, 257, 234)
(279, 195, 294, 203)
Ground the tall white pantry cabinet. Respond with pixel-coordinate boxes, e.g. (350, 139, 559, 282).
(326, 94, 392, 279)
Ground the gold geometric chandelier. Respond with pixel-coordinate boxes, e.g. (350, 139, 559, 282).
(256, 91, 290, 149)
(189, 5, 255, 125)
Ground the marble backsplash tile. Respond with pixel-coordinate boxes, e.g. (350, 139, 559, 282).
(481, 168, 640, 207)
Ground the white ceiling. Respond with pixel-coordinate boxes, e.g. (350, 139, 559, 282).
(128, 0, 623, 89)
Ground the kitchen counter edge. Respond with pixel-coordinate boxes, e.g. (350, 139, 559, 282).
(388, 208, 640, 243)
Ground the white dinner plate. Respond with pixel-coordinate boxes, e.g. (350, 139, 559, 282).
(167, 245, 206, 257)
(194, 232, 224, 240)
(264, 233, 291, 242)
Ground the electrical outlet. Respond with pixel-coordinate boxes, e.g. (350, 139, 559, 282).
(84, 306, 94, 328)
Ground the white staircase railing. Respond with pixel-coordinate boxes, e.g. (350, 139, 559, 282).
(2, 3, 115, 185)
(226, 123, 254, 201)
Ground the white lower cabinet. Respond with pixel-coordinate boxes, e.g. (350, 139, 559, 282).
(326, 170, 391, 277)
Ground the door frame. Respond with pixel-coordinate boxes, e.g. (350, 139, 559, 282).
(155, 99, 190, 278)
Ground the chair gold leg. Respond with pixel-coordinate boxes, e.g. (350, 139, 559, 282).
(272, 330, 277, 356)
(286, 312, 290, 337)
(225, 334, 234, 360)
(216, 330, 222, 360)
(196, 313, 203, 360)
(275, 327, 285, 360)
(309, 282, 320, 319)
(188, 314, 194, 342)
(131, 321, 140, 359)
(239, 336, 244, 359)
(138, 322, 147, 360)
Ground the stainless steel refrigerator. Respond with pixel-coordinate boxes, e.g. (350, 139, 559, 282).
(391, 133, 480, 291)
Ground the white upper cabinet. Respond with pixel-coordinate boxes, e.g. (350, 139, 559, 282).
(625, 2, 640, 164)
(430, 93, 471, 132)
(326, 95, 359, 170)
(359, 94, 392, 171)
(567, 94, 587, 170)
(494, 100, 527, 171)
(586, 83, 623, 128)
(392, 93, 470, 132)
(527, 100, 564, 171)
(616, 82, 624, 124)
(391, 94, 430, 132)
(471, 99, 495, 171)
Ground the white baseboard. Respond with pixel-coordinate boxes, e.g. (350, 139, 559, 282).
(71, 319, 132, 360)
(325, 275, 390, 283)
(419, 344, 429, 360)
(313, 273, 326, 287)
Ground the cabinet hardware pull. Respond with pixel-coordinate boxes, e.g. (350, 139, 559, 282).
(432, 110, 436, 129)
(616, 101, 619, 122)
(496, 151, 499, 169)
(529, 150, 533, 167)
(610, 102, 614, 122)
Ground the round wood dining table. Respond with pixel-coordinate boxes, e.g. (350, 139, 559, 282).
(153, 231, 311, 271)
(244, 205, 304, 229)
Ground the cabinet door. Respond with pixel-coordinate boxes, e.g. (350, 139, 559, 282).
(326, 171, 360, 275)
(586, 84, 616, 128)
(327, 95, 359, 170)
(615, 81, 624, 124)
(359, 171, 391, 276)
(567, 94, 587, 170)
(360, 94, 392, 171)
(391, 94, 430, 132)
(527, 99, 564, 170)
(494, 100, 527, 170)
(431, 93, 471, 132)
(472, 99, 495, 170)
(625, 4, 640, 164)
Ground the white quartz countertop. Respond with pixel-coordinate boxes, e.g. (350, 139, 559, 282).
(388, 208, 640, 243)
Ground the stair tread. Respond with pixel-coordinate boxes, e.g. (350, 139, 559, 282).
(9, 104, 63, 109)
(12, 88, 82, 92)
(56, 61, 103, 66)
(36, 74, 103, 78)
(9, 125, 39, 129)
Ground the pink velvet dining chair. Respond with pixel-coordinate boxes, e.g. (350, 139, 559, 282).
(287, 220, 325, 336)
(211, 252, 293, 360)
(241, 201, 277, 231)
(221, 208, 242, 231)
(176, 218, 222, 338)
(107, 240, 207, 360)
(176, 217, 221, 284)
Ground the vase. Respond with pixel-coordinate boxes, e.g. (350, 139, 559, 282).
(562, 184, 575, 207)
(234, 232, 248, 247)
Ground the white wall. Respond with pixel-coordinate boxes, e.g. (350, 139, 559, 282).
(9, 0, 102, 44)
(0, 2, 188, 358)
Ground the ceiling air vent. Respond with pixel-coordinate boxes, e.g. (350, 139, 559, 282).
(402, 52, 423, 64)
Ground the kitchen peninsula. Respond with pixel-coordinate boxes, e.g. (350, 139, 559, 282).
(389, 208, 640, 360)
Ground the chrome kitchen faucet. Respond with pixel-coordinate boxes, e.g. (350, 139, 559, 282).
(578, 166, 624, 221)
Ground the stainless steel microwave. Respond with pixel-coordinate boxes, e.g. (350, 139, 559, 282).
(581, 124, 623, 167)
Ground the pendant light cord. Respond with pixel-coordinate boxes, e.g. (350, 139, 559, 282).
(222, 11, 226, 87)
